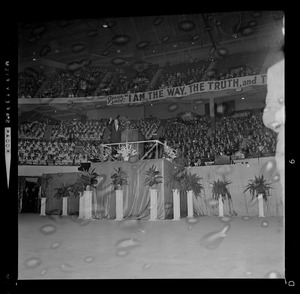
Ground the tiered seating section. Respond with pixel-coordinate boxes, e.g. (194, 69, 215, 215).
(18, 111, 277, 167)
(18, 50, 267, 98)
(18, 51, 273, 166)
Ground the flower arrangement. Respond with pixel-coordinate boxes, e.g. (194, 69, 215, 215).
(163, 142, 177, 162)
(144, 165, 163, 189)
(101, 145, 112, 161)
(116, 142, 138, 160)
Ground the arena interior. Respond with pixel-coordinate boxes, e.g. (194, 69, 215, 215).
(16, 11, 286, 280)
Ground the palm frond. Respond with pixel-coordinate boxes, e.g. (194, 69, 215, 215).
(211, 179, 232, 201)
(243, 175, 273, 202)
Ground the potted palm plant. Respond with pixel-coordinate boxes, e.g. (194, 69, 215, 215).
(53, 182, 72, 216)
(182, 172, 204, 218)
(211, 178, 232, 217)
(35, 175, 52, 216)
(144, 165, 163, 221)
(111, 167, 128, 220)
(243, 175, 273, 217)
(70, 168, 100, 219)
(167, 165, 186, 220)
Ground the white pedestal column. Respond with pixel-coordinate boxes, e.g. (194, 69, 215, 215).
(83, 191, 93, 219)
(62, 197, 68, 216)
(172, 189, 180, 221)
(218, 197, 224, 217)
(258, 194, 265, 217)
(78, 192, 84, 219)
(40, 198, 46, 216)
(187, 190, 194, 218)
(149, 189, 158, 221)
(115, 190, 124, 220)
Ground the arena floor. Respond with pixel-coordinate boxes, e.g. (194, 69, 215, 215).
(18, 213, 284, 279)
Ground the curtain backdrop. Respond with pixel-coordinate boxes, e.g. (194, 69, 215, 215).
(91, 159, 175, 219)
(31, 156, 283, 217)
(188, 157, 283, 217)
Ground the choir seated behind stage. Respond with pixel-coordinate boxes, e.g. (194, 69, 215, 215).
(18, 110, 277, 167)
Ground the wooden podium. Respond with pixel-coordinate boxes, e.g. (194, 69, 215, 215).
(121, 129, 144, 158)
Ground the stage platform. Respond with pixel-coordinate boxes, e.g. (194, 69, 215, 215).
(44, 158, 184, 219)
(37, 156, 283, 218)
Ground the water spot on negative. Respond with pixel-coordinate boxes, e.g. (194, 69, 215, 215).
(119, 219, 145, 234)
(40, 268, 48, 276)
(242, 216, 251, 221)
(143, 263, 151, 269)
(261, 220, 269, 228)
(263, 270, 284, 278)
(168, 103, 179, 112)
(164, 202, 173, 209)
(51, 241, 61, 249)
(185, 217, 200, 225)
(116, 250, 129, 257)
(60, 263, 74, 272)
(40, 224, 57, 235)
(85, 256, 95, 263)
(78, 219, 91, 226)
(220, 216, 232, 223)
(200, 224, 231, 250)
(207, 198, 218, 207)
(115, 238, 142, 251)
(215, 165, 234, 176)
(24, 257, 41, 269)
(272, 173, 280, 183)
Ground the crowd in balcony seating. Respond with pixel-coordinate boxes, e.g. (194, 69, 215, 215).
(156, 62, 208, 90)
(17, 110, 277, 167)
(37, 67, 108, 98)
(95, 65, 159, 96)
(18, 64, 162, 98)
(18, 139, 81, 166)
(18, 121, 47, 139)
(203, 64, 259, 81)
(50, 119, 108, 141)
(18, 58, 262, 99)
(161, 111, 276, 166)
(18, 71, 46, 98)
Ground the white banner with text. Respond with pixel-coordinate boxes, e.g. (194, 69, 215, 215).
(106, 74, 267, 106)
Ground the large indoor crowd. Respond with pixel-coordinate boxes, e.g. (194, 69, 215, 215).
(18, 51, 265, 99)
(18, 110, 277, 167)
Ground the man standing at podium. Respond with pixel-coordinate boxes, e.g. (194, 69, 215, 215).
(107, 115, 122, 157)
